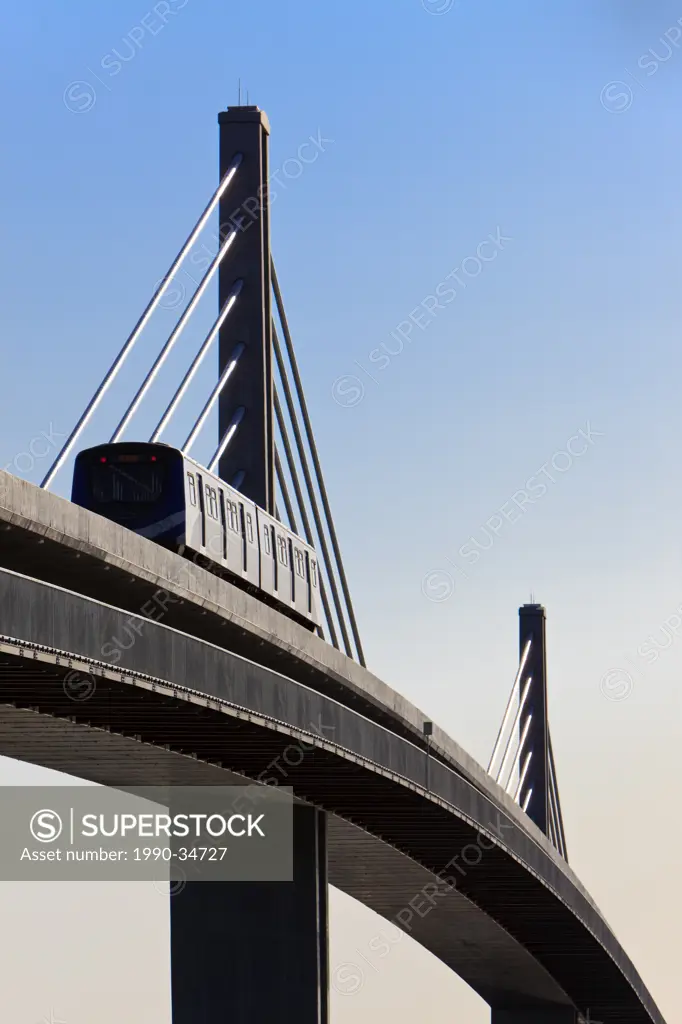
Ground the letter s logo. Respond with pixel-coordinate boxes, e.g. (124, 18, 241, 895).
(30, 810, 63, 843)
(331, 375, 365, 408)
(600, 81, 633, 115)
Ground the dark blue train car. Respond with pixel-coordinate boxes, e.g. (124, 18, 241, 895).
(72, 442, 322, 630)
(72, 442, 186, 545)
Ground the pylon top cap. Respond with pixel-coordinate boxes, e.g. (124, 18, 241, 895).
(219, 107, 270, 134)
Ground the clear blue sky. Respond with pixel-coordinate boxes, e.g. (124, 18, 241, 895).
(1, 0, 682, 1021)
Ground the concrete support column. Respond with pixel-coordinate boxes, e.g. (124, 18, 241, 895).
(492, 1008, 577, 1024)
(171, 805, 328, 1024)
(518, 603, 550, 835)
(217, 105, 274, 512)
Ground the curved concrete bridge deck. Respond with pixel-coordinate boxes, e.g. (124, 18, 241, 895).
(0, 471, 666, 1024)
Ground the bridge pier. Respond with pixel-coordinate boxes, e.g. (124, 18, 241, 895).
(217, 104, 274, 510)
(518, 603, 550, 835)
(170, 804, 328, 1024)
(492, 1008, 577, 1023)
(168, 104, 329, 1024)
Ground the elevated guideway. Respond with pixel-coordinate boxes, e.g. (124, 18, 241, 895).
(0, 468, 520, 800)
(0, 470, 666, 1024)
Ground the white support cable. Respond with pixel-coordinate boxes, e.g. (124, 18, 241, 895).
(494, 677, 532, 786)
(272, 261, 365, 666)
(208, 408, 245, 472)
(182, 344, 245, 455)
(40, 156, 242, 490)
(547, 751, 557, 807)
(111, 230, 238, 443)
(548, 733, 568, 860)
(547, 753, 566, 858)
(549, 792, 562, 855)
(499, 676, 534, 791)
(487, 640, 532, 774)
(547, 801, 559, 848)
(549, 790, 563, 855)
(498, 709, 533, 792)
(150, 281, 243, 442)
(512, 751, 532, 802)
(548, 740, 565, 848)
(271, 332, 355, 660)
(522, 788, 533, 813)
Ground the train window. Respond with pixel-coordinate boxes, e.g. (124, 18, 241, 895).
(218, 490, 227, 561)
(228, 501, 239, 533)
(295, 549, 305, 578)
(310, 560, 318, 588)
(277, 536, 288, 566)
(246, 513, 254, 543)
(264, 525, 271, 554)
(208, 487, 218, 519)
(91, 462, 163, 504)
(187, 473, 197, 506)
(196, 474, 206, 547)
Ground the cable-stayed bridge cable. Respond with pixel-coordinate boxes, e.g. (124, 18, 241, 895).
(274, 389, 338, 650)
(488, 639, 532, 775)
(208, 409, 245, 472)
(272, 328, 352, 658)
(272, 260, 365, 666)
(275, 448, 299, 535)
(111, 230, 238, 442)
(548, 734, 568, 859)
(513, 751, 532, 802)
(151, 281, 243, 442)
(41, 156, 242, 489)
(547, 799, 559, 850)
(501, 711, 533, 793)
(182, 344, 245, 455)
(546, 736, 564, 857)
(548, 776, 561, 855)
(494, 677, 532, 787)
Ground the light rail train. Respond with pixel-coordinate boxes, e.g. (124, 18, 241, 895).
(72, 443, 322, 630)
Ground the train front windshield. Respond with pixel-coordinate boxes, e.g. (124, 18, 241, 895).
(72, 446, 182, 535)
(90, 455, 165, 505)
